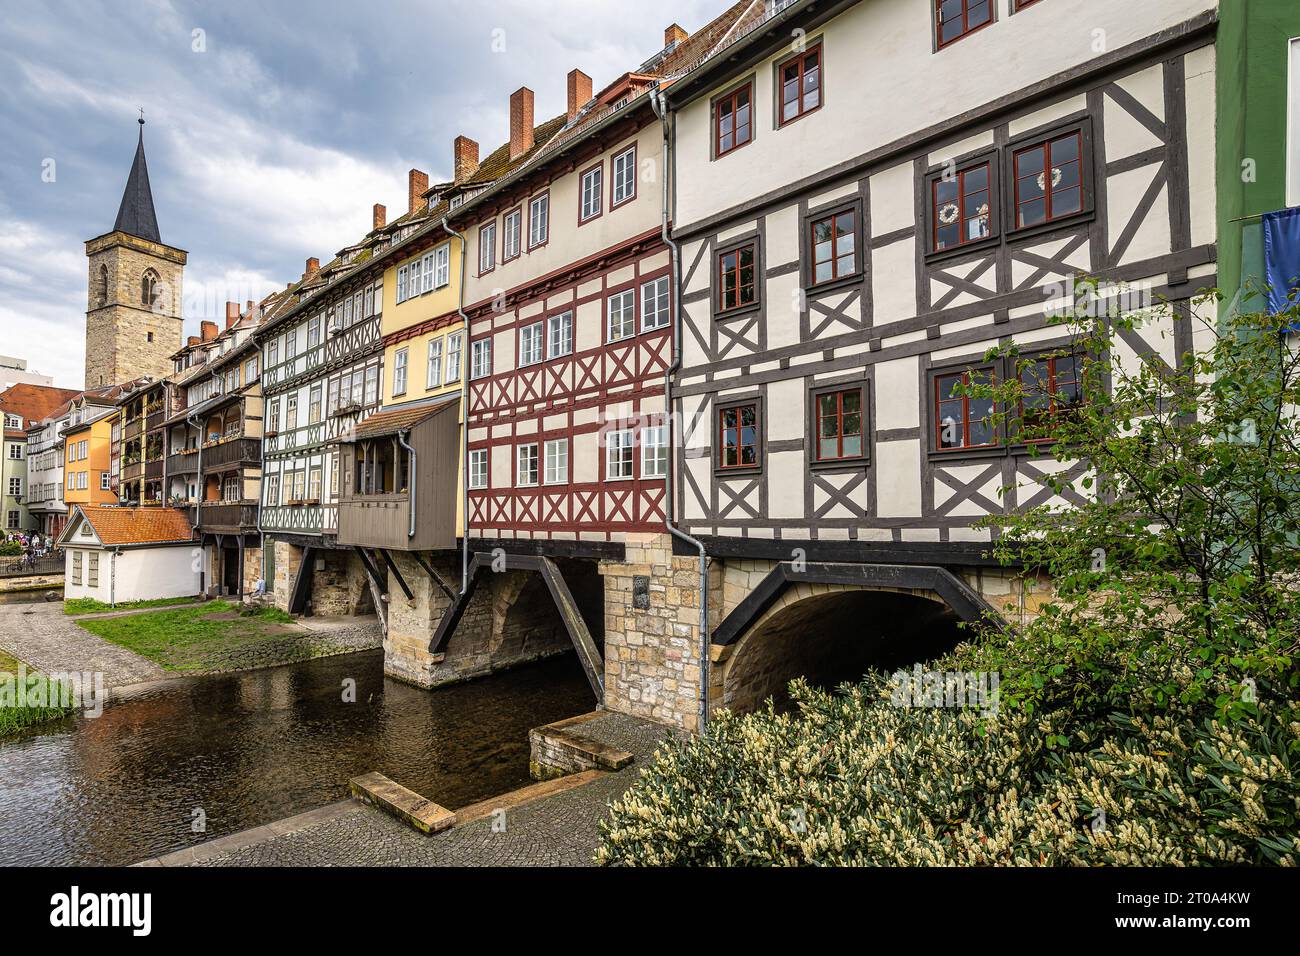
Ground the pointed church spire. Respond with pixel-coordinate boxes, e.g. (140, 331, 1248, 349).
(112, 117, 162, 244)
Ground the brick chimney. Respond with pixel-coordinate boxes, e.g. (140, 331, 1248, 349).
(187, 335, 200, 347)
(225, 301, 240, 329)
(303, 257, 320, 282)
(408, 169, 429, 215)
(510, 87, 535, 160)
(454, 136, 479, 184)
(665, 23, 688, 48)
(567, 69, 593, 123)
(373, 203, 386, 231)
(200, 321, 219, 342)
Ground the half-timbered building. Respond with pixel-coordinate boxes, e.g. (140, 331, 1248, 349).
(390, 8, 760, 708)
(638, 0, 1221, 725)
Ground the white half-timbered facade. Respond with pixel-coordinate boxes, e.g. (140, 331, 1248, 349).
(258, 266, 385, 543)
(665, 0, 1219, 560)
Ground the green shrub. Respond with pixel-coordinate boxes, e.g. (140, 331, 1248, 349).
(597, 674, 1299, 866)
(0, 541, 23, 557)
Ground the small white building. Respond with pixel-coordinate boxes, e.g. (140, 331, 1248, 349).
(58, 505, 199, 605)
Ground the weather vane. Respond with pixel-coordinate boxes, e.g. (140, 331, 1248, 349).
(138, 107, 145, 126)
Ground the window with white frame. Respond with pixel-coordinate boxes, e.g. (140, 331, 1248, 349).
(529, 194, 549, 248)
(479, 221, 497, 273)
(434, 244, 450, 287)
(468, 449, 488, 489)
(267, 399, 280, 432)
(519, 322, 543, 366)
(397, 265, 409, 302)
(471, 338, 492, 379)
(365, 365, 379, 405)
(422, 252, 435, 293)
(641, 276, 670, 331)
(580, 165, 603, 221)
(447, 332, 463, 381)
(544, 438, 568, 484)
(7, 444, 21, 459)
(100, 472, 110, 491)
(265, 473, 280, 506)
(427, 338, 444, 388)
(641, 425, 667, 478)
(606, 428, 634, 479)
(516, 443, 539, 486)
(410, 257, 423, 298)
(7, 477, 22, 496)
(308, 315, 321, 347)
(77, 472, 87, 490)
(612, 146, 636, 206)
(393, 348, 408, 396)
(547, 311, 573, 358)
(607, 289, 635, 341)
(503, 208, 522, 260)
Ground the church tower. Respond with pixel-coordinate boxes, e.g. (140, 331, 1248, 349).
(84, 118, 187, 388)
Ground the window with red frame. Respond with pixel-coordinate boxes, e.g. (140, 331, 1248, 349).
(934, 367, 996, 450)
(719, 403, 759, 469)
(933, 162, 992, 251)
(1014, 0, 1044, 9)
(936, 0, 993, 48)
(810, 209, 857, 285)
(716, 84, 752, 157)
(778, 46, 821, 126)
(1013, 131, 1083, 228)
(718, 243, 757, 312)
(1018, 353, 1082, 437)
(815, 388, 864, 461)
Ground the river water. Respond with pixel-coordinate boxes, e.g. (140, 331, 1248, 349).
(0, 650, 593, 866)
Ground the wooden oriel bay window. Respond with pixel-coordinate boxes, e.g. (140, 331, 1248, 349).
(934, 367, 996, 451)
(1012, 131, 1083, 229)
(715, 83, 752, 157)
(815, 388, 864, 462)
(718, 402, 760, 470)
(935, 0, 993, 49)
(718, 243, 757, 312)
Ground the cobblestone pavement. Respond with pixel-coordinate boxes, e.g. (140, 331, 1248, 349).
(175, 712, 679, 867)
(0, 601, 165, 688)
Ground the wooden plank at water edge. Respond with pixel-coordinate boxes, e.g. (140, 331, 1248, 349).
(348, 772, 456, 835)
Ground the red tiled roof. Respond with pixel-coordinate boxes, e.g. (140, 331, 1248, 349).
(68, 506, 195, 546)
(0, 383, 81, 439)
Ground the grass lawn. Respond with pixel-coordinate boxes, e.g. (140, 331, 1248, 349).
(64, 596, 200, 616)
(75, 601, 315, 673)
(0, 649, 76, 737)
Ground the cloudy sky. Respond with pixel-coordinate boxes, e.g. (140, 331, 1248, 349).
(0, 0, 724, 390)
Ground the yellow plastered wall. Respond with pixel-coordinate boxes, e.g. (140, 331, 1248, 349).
(380, 234, 468, 536)
(63, 416, 116, 506)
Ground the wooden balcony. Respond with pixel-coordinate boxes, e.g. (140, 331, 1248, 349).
(145, 457, 165, 480)
(202, 437, 261, 472)
(121, 460, 144, 482)
(123, 418, 143, 441)
(199, 501, 259, 532)
(167, 450, 201, 475)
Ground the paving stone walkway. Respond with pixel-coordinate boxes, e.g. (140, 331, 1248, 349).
(147, 712, 679, 867)
(0, 601, 166, 688)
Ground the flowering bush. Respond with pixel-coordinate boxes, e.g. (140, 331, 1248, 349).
(597, 672, 1299, 866)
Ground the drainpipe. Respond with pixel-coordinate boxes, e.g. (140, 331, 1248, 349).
(187, 410, 205, 597)
(109, 547, 118, 608)
(651, 85, 711, 735)
(442, 217, 471, 595)
(397, 427, 417, 539)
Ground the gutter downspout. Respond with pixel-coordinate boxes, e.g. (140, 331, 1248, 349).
(187, 409, 205, 597)
(442, 217, 471, 594)
(397, 428, 417, 539)
(651, 85, 711, 735)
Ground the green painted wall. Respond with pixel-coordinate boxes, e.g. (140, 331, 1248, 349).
(1217, 0, 1300, 313)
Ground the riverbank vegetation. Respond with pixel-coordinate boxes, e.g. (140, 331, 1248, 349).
(76, 600, 313, 674)
(0, 649, 75, 737)
(598, 296, 1300, 866)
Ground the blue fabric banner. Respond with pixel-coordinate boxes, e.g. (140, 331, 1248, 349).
(1262, 207, 1300, 318)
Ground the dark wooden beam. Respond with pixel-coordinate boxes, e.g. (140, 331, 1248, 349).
(288, 546, 315, 616)
(538, 557, 604, 701)
(353, 546, 386, 597)
(409, 551, 456, 602)
(429, 553, 489, 654)
(377, 549, 414, 601)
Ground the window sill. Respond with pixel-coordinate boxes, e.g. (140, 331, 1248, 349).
(927, 445, 1007, 464)
(1005, 209, 1095, 246)
(714, 465, 762, 479)
(804, 272, 864, 297)
(809, 456, 869, 474)
(714, 302, 761, 323)
(924, 234, 1001, 267)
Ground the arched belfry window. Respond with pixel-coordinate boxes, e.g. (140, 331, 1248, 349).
(141, 270, 160, 308)
(98, 265, 108, 307)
